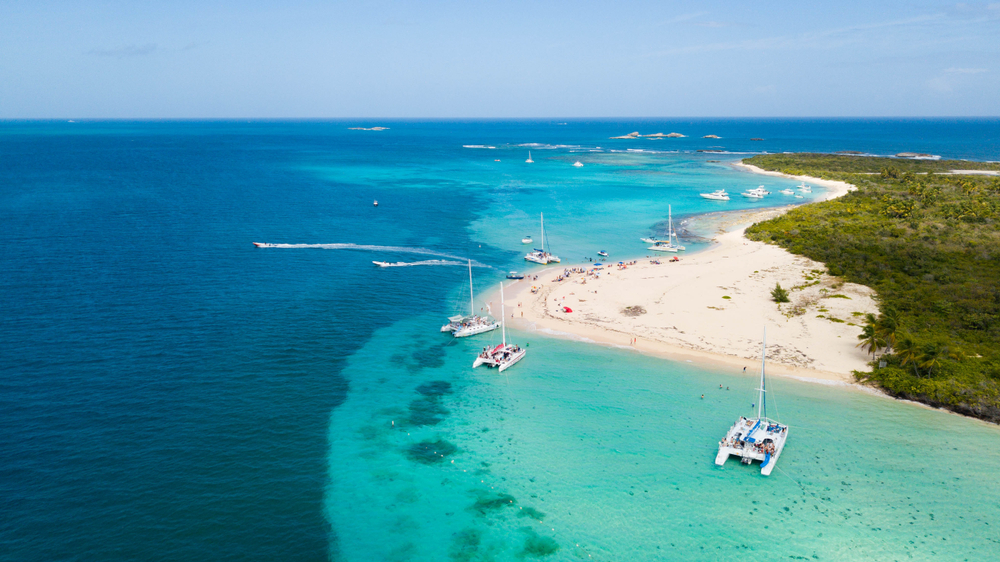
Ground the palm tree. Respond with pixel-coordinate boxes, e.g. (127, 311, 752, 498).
(894, 331, 922, 378)
(856, 314, 884, 359)
(918, 342, 962, 378)
(875, 307, 902, 353)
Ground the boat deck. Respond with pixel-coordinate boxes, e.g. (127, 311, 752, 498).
(715, 416, 788, 476)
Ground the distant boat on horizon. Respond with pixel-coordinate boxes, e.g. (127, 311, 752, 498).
(526, 151, 534, 163)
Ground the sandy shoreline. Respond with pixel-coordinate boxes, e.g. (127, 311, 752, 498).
(498, 162, 878, 384)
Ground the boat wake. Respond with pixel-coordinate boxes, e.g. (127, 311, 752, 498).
(252, 242, 490, 267)
(374, 260, 465, 268)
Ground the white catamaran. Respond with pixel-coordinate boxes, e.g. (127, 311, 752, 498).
(715, 328, 789, 476)
(648, 205, 686, 253)
(441, 260, 500, 337)
(472, 282, 526, 372)
(524, 212, 561, 264)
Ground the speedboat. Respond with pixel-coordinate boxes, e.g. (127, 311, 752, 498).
(700, 189, 730, 201)
(253, 242, 276, 248)
(597, 251, 609, 257)
(572, 161, 584, 167)
(373, 261, 405, 267)
(374, 200, 378, 207)
(506, 271, 525, 280)
(780, 189, 795, 195)
(522, 236, 533, 244)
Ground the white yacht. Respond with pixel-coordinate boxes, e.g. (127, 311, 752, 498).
(525, 213, 560, 264)
(648, 205, 685, 252)
(522, 235, 533, 244)
(742, 185, 770, 199)
(715, 328, 789, 476)
(700, 189, 730, 201)
(526, 151, 534, 163)
(780, 189, 795, 195)
(441, 260, 500, 337)
(472, 282, 526, 372)
(797, 182, 812, 193)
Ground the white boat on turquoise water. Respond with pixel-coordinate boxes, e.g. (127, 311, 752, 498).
(780, 189, 795, 195)
(648, 205, 685, 252)
(699, 189, 730, 201)
(525, 151, 534, 163)
(742, 185, 770, 199)
(442, 260, 500, 337)
(524, 213, 560, 264)
(797, 182, 812, 192)
(472, 282, 525, 372)
(715, 328, 788, 476)
(521, 235, 533, 244)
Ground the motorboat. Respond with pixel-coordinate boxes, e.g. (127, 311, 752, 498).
(572, 161, 584, 167)
(715, 328, 789, 476)
(742, 185, 770, 199)
(522, 236, 533, 244)
(472, 282, 526, 372)
(374, 200, 379, 207)
(253, 242, 277, 248)
(640, 237, 665, 244)
(506, 271, 525, 280)
(699, 189, 730, 201)
(597, 251, 608, 257)
(373, 261, 407, 267)
(780, 189, 795, 195)
(524, 213, 560, 264)
(797, 182, 812, 193)
(441, 260, 500, 337)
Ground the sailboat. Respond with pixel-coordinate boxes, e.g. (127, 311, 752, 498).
(441, 260, 500, 337)
(715, 328, 789, 476)
(648, 205, 686, 252)
(472, 282, 526, 372)
(526, 151, 534, 163)
(524, 213, 561, 264)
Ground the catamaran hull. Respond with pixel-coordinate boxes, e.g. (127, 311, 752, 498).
(498, 350, 526, 372)
(454, 323, 500, 338)
(649, 245, 679, 253)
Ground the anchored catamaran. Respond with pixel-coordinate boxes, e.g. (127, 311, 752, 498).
(441, 260, 500, 337)
(472, 282, 526, 372)
(715, 328, 789, 476)
(525, 212, 561, 264)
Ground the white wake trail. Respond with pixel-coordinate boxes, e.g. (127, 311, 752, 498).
(252, 242, 491, 268)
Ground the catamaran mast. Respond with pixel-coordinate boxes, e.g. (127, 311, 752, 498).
(468, 260, 474, 316)
(668, 205, 674, 245)
(500, 282, 506, 346)
(540, 213, 545, 254)
(758, 328, 767, 421)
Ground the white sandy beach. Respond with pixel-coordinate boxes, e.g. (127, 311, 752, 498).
(503, 164, 877, 383)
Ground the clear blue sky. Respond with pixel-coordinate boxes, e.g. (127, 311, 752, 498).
(1, 0, 997, 118)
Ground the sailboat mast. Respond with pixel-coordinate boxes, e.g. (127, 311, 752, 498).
(540, 213, 545, 253)
(758, 328, 767, 421)
(668, 205, 673, 245)
(500, 282, 506, 346)
(468, 260, 474, 316)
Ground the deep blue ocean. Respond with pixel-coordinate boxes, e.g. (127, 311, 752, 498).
(2, 119, 999, 561)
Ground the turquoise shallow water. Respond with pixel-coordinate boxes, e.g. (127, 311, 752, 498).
(2, 119, 998, 561)
(327, 318, 1000, 561)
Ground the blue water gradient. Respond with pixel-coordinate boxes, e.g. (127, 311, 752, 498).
(1, 119, 998, 561)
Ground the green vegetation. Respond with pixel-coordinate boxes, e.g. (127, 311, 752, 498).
(771, 283, 790, 303)
(744, 154, 1000, 423)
